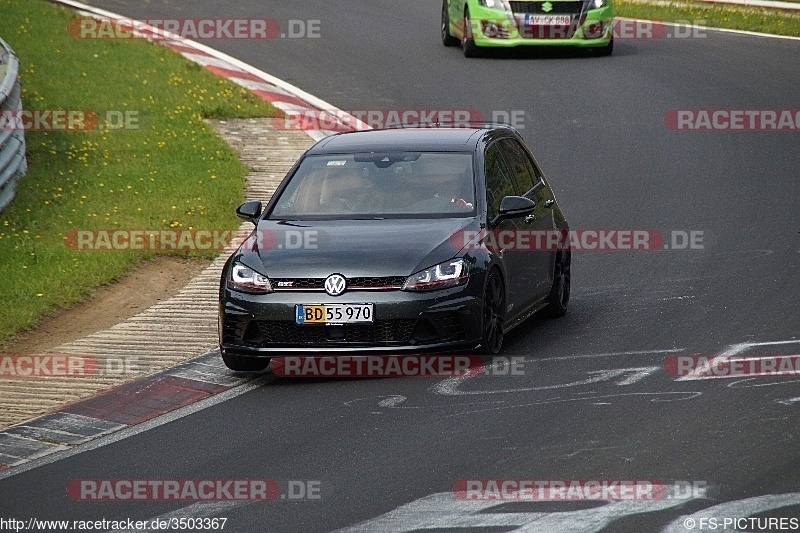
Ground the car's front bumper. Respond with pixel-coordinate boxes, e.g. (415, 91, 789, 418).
(219, 284, 484, 357)
(467, 5, 613, 48)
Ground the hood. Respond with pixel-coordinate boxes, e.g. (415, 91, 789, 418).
(236, 218, 479, 278)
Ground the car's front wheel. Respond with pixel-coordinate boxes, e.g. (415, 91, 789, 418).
(542, 249, 571, 317)
(480, 269, 505, 354)
(461, 8, 482, 57)
(221, 351, 270, 372)
(442, 0, 459, 46)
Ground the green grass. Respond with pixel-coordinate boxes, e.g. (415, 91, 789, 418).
(0, 0, 274, 344)
(615, 0, 800, 37)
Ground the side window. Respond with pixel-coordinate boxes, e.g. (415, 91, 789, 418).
(498, 139, 538, 194)
(484, 143, 518, 221)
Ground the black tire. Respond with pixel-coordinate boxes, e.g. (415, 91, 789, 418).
(442, 1, 459, 46)
(221, 351, 270, 372)
(592, 36, 613, 57)
(542, 249, 571, 317)
(480, 269, 505, 354)
(461, 8, 482, 58)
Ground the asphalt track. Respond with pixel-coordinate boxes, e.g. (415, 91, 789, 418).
(1, 1, 799, 531)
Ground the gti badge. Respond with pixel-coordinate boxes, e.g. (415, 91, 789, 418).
(324, 274, 347, 296)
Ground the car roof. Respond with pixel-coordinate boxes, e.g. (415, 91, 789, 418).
(306, 127, 513, 155)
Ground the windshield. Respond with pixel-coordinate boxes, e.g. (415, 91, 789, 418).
(269, 152, 475, 219)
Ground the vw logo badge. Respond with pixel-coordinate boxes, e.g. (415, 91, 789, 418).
(324, 274, 347, 296)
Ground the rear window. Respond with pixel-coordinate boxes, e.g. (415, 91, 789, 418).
(269, 152, 476, 219)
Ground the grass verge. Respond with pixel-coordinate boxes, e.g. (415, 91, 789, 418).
(615, 0, 800, 37)
(0, 0, 275, 344)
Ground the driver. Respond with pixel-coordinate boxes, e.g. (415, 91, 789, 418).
(411, 158, 473, 209)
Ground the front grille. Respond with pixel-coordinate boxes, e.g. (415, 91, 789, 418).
(272, 276, 406, 291)
(252, 319, 418, 346)
(349, 276, 406, 289)
(510, 0, 584, 14)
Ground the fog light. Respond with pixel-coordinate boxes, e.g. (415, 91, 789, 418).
(482, 21, 511, 38)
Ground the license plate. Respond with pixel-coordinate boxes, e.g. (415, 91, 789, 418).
(295, 304, 374, 324)
(524, 14, 572, 25)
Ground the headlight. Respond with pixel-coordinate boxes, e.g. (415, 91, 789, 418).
(229, 262, 273, 294)
(591, 0, 608, 8)
(402, 259, 470, 291)
(479, 0, 506, 9)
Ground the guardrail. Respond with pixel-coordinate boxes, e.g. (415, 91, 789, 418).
(0, 38, 27, 214)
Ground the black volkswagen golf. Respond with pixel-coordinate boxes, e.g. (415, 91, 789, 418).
(218, 125, 570, 371)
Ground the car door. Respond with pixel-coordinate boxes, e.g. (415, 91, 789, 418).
(527, 153, 561, 299)
(497, 138, 556, 303)
(483, 141, 529, 320)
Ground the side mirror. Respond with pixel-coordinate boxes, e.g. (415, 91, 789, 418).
(236, 201, 262, 223)
(491, 196, 535, 226)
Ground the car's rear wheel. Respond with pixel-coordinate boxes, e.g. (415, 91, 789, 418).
(442, 1, 460, 46)
(221, 351, 270, 372)
(461, 8, 482, 57)
(542, 249, 571, 317)
(480, 269, 505, 354)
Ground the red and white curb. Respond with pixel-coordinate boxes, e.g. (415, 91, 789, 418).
(0, 351, 254, 472)
(54, 0, 370, 140)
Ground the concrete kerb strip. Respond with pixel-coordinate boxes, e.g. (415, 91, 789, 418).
(0, 0, 368, 472)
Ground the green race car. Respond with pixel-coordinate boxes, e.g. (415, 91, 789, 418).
(442, 0, 613, 56)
